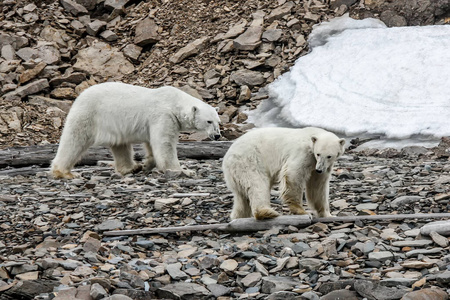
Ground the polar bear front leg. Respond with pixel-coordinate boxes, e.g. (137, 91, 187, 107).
(306, 172, 332, 217)
(110, 144, 142, 175)
(150, 131, 195, 177)
(248, 179, 279, 220)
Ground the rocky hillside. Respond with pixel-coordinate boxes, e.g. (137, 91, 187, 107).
(1, 0, 449, 148)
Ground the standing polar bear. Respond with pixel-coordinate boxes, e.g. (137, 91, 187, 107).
(51, 82, 221, 179)
(222, 127, 345, 220)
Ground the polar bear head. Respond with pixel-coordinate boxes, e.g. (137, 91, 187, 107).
(311, 134, 345, 174)
(192, 105, 221, 140)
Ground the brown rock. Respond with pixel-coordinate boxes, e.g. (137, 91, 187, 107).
(169, 37, 209, 64)
(60, 0, 89, 16)
(266, 2, 295, 23)
(401, 288, 448, 300)
(230, 70, 265, 87)
(50, 87, 77, 100)
(86, 19, 107, 36)
(19, 61, 47, 84)
(134, 18, 160, 47)
(233, 26, 262, 51)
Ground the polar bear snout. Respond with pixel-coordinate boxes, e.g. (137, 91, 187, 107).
(213, 133, 221, 140)
(315, 168, 323, 174)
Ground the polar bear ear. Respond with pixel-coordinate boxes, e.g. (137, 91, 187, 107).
(311, 136, 317, 144)
(339, 138, 345, 146)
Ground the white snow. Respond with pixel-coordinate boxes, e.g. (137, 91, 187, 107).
(249, 15, 450, 148)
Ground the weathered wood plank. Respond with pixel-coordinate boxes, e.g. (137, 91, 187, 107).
(102, 213, 450, 236)
(0, 141, 233, 169)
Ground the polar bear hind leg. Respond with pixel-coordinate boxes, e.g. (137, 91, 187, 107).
(306, 172, 332, 217)
(110, 144, 142, 175)
(51, 127, 93, 179)
(143, 142, 156, 171)
(225, 166, 278, 220)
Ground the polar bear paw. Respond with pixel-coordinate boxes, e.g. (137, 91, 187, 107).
(181, 168, 196, 177)
(288, 203, 308, 216)
(51, 169, 80, 179)
(254, 207, 280, 220)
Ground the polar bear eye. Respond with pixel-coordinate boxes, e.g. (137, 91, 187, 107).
(207, 121, 213, 124)
(327, 155, 332, 159)
(316, 154, 320, 157)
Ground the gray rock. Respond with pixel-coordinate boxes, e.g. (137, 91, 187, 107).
(380, 278, 416, 287)
(102, 295, 134, 300)
(2, 280, 59, 299)
(86, 19, 107, 36)
(233, 26, 262, 50)
(49, 72, 86, 87)
(207, 283, 230, 297)
(170, 37, 209, 64)
(430, 231, 449, 247)
(390, 196, 422, 208)
(113, 289, 152, 300)
(420, 220, 450, 236)
(166, 262, 188, 280)
(134, 18, 160, 46)
(261, 276, 300, 294)
(267, 291, 303, 300)
(90, 283, 108, 300)
(320, 289, 359, 300)
(2, 44, 15, 60)
(104, 0, 131, 12)
(405, 248, 443, 257)
(354, 280, 407, 300)
(4, 79, 49, 100)
(436, 270, 450, 285)
(73, 41, 134, 78)
(368, 251, 397, 261)
(60, 0, 89, 16)
(241, 272, 262, 287)
(100, 30, 118, 42)
(391, 240, 433, 247)
(123, 44, 142, 61)
(266, 2, 295, 22)
(298, 258, 322, 272)
(221, 19, 247, 40)
(157, 282, 211, 299)
(262, 29, 283, 42)
(230, 69, 265, 87)
(380, 10, 407, 27)
(97, 219, 124, 231)
(330, 0, 358, 9)
(355, 203, 378, 211)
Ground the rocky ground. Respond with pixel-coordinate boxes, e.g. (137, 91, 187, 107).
(1, 0, 450, 147)
(1, 0, 450, 299)
(0, 148, 449, 299)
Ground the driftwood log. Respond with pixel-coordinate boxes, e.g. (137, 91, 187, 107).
(103, 213, 450, 236)
(0, 141, 232, 169)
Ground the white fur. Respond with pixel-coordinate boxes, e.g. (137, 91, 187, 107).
(51, 82, 221, 178)
(222, 127, 345, 220)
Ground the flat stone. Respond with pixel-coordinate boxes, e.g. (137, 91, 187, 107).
(90, 283, 108, 300)
(405, 248, 443, 257)
(355, 203, 379, 211)
(262, 29, 283, 42)
(391, 240, 433, 247)
(266, 1, 295, 22)
(154, 198, 179, 210)
(354, 279, 407, 300)
(230, 69, 265, 87)
(207, 283, 230, 297)
(221, 19, 247, 40)
(134, 18, 160, 46)
(4, 79, 49, 100)
(261, 276, 300, 294)
(436, 270, 450, 285)
(104, 0, 131, 11)
(169, 37, 208, 64)
(220, 259, 238, 272)
(321, 289, 359, 300)
(380, 278, 416, 287)
(368, 251, 398, 261)
(166, 262, 188, 280)
(390, 196, 422, 208)
(233, 26, 262, 51)
(156, 283, 210, 299)
(401, 288, 449, 300)
(86, 19, 107, 36)
(60, 0, 88, 16)
(298, 258, 322, 272)
(420, 220, 450, 236)
(241, 272, 262, 287)
(430, 231, 449, 247)
(401, 260, 436, 269)
(267, 291, 308, 300)
(123, 44, 142, 61)
(97, 219, 124, 231)
(73, 40, 134, 78)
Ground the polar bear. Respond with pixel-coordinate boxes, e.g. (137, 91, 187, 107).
(51, 82, 221, 179)
(222, 127, 345, 220)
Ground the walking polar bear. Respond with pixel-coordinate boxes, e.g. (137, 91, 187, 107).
(222, 127, 345, 220)
(51, 82, 221, 179)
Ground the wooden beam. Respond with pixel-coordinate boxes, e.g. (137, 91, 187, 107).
(102, 213, 450, 236)
(0, 141, 233, 169)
